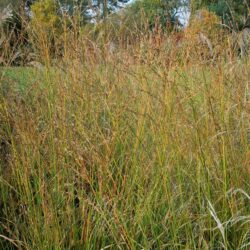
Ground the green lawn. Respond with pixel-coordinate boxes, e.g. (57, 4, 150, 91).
(0, 67, 43, 93)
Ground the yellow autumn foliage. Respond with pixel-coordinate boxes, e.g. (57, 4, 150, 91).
(184, 9, 229, 60)
(31, 0, 61, 33)
(187, 9, 220, 38)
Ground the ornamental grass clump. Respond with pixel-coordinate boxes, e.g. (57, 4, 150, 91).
(0, 6, 250, 250)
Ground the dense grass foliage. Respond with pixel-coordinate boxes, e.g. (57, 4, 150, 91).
(0, 14, 250, 249)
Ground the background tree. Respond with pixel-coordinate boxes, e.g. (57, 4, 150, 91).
(127, 0, 186, 30)
(190, 0, 250, 30)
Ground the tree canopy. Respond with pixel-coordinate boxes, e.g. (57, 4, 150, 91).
(126, 0, 187, 30)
